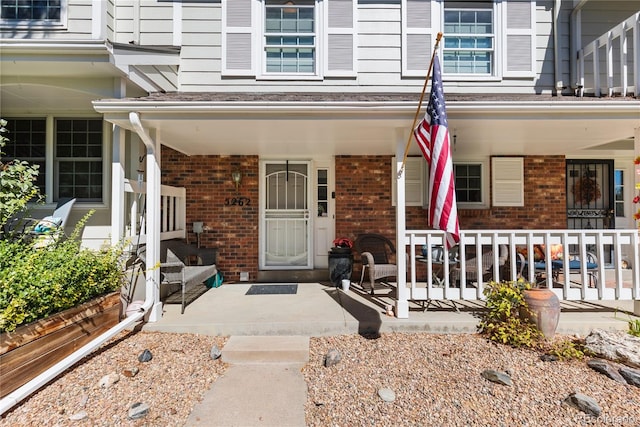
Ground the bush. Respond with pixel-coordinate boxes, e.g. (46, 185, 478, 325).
(477, 280, 543, 348)
(0, 213, 125, 333)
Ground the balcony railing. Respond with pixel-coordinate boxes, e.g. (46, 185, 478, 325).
(403, 229, 639, 303)
(124, 179, 186, 245)
(577, 12, 640, 97)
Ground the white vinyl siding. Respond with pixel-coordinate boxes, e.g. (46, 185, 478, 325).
(503, 0, 535, 77)
(491, 157, 524, 207)
(324, 0, 356, 77)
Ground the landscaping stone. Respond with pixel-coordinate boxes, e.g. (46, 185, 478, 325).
(324, 349, 341, 367)
(138, 349, 153, 363)
(587, 359, 627, 384)
(619, 367, 640, 388)
(378, 387, 396, 402)
(68, 410, 88, 421)
(584, 329, 640, 368)
(123, 367, 139, 378)
(481, 369, 512, 386)
(128, 402, 150, 420)
(210, 344, 222, 360)
(563, 393, 601, 417)
(98, 373, 120, 389)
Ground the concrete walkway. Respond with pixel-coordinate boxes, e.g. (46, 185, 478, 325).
(141, 281, 638, 427)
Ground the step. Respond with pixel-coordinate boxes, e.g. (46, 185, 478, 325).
(222, 335, 310, 364)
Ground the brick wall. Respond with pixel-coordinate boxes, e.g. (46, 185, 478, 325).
(161, 146, 259, 282)
(161, 149, 566, 281)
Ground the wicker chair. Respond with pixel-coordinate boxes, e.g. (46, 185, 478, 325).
(354, 233, 398, 295)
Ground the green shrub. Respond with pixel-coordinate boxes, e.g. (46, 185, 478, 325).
(0, 213, 125, 333)
(478, 280, 543, 348)
(543, 338, 588, 361)
(628, 318, 640, 337)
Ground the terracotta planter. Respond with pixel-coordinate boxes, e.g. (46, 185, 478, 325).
(522, 288, 560, 339)
(0, 292, 122, 398)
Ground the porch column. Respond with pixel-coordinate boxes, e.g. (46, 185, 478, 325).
(395, 135, 409, 318)
(129, 112, 163, 322)
(634, 126, 640, 316)
(111, 125, 125, 245)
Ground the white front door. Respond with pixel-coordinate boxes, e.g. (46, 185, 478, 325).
(260, 161, 312, 269)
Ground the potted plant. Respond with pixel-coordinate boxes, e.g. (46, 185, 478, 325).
(331, 237, 353, 254)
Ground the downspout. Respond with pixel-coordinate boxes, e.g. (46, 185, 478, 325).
(570, 0, 590, 92)
(553, 0, 562, 95)
(0, 113, 160, 416)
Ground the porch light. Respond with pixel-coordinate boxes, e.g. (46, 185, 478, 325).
(231, 170, 242, 190)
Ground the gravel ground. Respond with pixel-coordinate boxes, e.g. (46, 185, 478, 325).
(0, 331, 228, 427)
(303, 333, 640, 427)
(2, 331, 639, 426)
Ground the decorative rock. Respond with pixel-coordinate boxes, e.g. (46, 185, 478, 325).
(68, 410, 88, 421)
(123, 367, 139, 378)
(210, 344, 222, 360)
(584, 329, 640, 368)
(128, 402, 150, 420)
(619, 366, 640, 388)
(563, 392, 601, 417)
(138, 349, 153, 363)
(378, 387, 396, 402)
(540, 354, 559, 362)
(98, 372, 120, 389)
(77, 392, 89, 407)
(587, 359, 627, 384)
(324, 349, 342, 367)
(481, 369, 512, 386)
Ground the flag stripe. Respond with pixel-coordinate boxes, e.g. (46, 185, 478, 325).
(412, 54, 460, 248)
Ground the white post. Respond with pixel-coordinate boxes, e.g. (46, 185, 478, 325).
(111, 125, 125, 246)
(395, 133, 409, 318)
(634, 126, 640, 316)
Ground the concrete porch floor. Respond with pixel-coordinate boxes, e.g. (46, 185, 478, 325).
(141, 280, 638, 338)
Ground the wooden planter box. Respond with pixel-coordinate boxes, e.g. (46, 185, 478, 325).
(0, 292, 122, 398)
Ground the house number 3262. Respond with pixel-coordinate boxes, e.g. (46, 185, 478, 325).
(225, 197, 251, 206)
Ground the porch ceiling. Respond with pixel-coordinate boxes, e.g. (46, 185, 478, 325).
(94, 98, 639, 158)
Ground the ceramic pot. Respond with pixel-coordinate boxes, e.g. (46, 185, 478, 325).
(522, 288, 560, 338)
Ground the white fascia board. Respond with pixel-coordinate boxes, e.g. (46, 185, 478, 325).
(0, 39, 110, 55)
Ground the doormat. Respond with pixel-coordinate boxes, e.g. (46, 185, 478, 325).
(245, 284, 298, 295)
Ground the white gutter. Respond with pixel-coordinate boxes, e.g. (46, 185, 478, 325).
(0, 299, 152, 416)
(0, 114, 161, 417)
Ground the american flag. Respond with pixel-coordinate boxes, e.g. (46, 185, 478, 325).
(413, 54, 460, 248)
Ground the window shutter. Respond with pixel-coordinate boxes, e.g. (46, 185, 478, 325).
(222, 0, 255, 76)
(503, 0, 535, 78)
(324, 0, 357, 77)
(492, 157, 524, 207)
(402, 0, 435, 77)
(392, 156, 425, 207)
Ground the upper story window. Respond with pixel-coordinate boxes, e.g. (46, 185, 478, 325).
(401, 0, 535, 79)
(1, 0, 66, 27)
(222, 0, 356, 79)
(265, 0, 316, 74)
(443, 6, 494, 75)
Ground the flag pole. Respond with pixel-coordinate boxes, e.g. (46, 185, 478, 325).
(398, 32, 443, 178)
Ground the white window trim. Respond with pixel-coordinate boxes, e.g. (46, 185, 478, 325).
(258, 0, 325, 80)
(0, 0, 68, 29)
(455, 159, 489, 209)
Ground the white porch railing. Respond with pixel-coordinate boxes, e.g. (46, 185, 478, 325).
(124, 179, 187, 245)
(577, 12, 640, 97)
(403, 229, 639, 303)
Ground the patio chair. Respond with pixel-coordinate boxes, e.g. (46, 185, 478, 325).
(451, 244, 508, 287)
(3, 198, 76, 246)
(354, 233, 398, 295)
